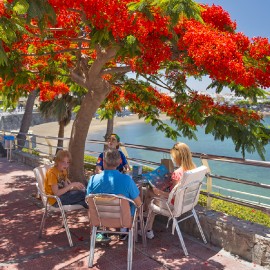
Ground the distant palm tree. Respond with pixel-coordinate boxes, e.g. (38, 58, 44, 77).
(39, 94, 80, 154)
(17, 90, 38, 149)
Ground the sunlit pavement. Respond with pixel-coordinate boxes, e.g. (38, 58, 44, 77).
(0, 157, 264, 270)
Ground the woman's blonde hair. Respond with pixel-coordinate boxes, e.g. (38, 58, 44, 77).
(54, 150, 72, 166)
(170, 142, 196, 170)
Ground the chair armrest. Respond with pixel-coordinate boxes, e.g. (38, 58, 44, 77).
(36, 183, 64, 208)
(135, 200, 144, 208)
(149, 196, 172, 215)
(149, 196, 167, 204)
(45, 194, 59, 199)
(44, 193, 64, 208)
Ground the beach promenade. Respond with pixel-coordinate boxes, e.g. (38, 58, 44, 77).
(0, 157, 265, 270)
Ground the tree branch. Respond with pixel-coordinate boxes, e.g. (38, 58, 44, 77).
(101, 65, 132, 75)
(70, 69, 88, 88)
(20, 47, 90, 57)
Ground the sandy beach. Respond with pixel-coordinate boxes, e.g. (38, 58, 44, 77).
(30, 114, 169, 152)
(31, 114, 168, 138)
(29, 115, 168, 153)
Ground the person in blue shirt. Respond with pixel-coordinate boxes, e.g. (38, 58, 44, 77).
(95, 133, 130, 174)
(87, 148, 142, 241)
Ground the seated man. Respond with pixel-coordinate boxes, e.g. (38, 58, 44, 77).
(87, 148, 142, 241)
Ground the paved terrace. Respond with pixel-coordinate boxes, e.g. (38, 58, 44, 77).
(0, 157, 266, 270)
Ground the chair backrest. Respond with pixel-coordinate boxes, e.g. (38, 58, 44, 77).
(33, 164, 53, 206)
(170, 165, 208, 217)
(86, 193, 135, 229)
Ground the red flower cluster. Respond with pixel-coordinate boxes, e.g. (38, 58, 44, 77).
(0, 0, 269, 129)
(0, 0, 5, 17)
(39, 81, 70, 101)
(200, 4, 236, 32)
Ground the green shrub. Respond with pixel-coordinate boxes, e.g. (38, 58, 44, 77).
(84, 155, 97, 171)
(142, 165, 153, 173)
(22, 147, 40, 156)
(199, 193, 270, 228)
(83, 154, 154, 173)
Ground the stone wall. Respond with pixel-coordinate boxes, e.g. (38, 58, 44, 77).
(12, 150, 52, 168)
(179, 207, 270, 268)
(11, 150, 270, 268)
(0, 112, 57, 131)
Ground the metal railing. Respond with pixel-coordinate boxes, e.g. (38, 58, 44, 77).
(1, 129, 270, 214)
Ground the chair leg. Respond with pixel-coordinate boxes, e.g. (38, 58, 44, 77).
(39, 208, 48, 238)
(174, 219, 189, 256)
(127, 228, 134, 270)
(144, 209, 155, 233)
(144, 209, 151, 231)
(138, 207, 147, 247)
(134, 213, 138, 243)
(89, 226, 97, 268)
(59, 207, 73, 247)
(192, 209, 207, 244)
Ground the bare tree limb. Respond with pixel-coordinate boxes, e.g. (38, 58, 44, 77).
(101, 65, 132, 75)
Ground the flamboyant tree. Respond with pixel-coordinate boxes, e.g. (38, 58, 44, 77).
(0, 0, 270, 181)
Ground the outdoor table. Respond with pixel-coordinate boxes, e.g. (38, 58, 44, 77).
(127, 173, 148, 247)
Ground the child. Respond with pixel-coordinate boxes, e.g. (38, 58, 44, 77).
(143, 142, 196, 239)
(95, 133, 130, 174)
(44, 150, 88, 208)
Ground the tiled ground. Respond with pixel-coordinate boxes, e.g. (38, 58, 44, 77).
(0, 157, 265, 270)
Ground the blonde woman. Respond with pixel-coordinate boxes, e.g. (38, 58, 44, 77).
(143, 142, 196, 239)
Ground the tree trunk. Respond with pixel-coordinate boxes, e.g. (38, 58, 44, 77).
(105, 117, 114, 139)
(103, 117, 114, 151)
(68, 86, 110, 182)
(17, 90, 37, 149)
(68, 46, 117, 181)
(56, 120, 65, 154)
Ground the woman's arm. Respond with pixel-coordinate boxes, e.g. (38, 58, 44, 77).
(152, 187, 169, 199)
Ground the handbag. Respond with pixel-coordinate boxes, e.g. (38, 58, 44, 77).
(161, 158, 174, 173)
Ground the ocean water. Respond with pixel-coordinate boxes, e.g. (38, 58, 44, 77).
(87, 116, 270, 206)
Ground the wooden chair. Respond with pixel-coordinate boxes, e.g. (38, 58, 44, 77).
(33, 164, 85, 247)
(144, 165, 208, 256)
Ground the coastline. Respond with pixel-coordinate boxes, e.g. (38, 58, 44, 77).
(30, 114, 169, 138)
(30, 112, 269, 138)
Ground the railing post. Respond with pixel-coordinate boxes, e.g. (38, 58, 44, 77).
(45, 137, 53, 160)
(27, 134, 33, 154)
(201, 158, 212, 210)
(12, 132, 18, 150)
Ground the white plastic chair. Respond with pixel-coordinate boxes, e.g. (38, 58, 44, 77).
(144, 165, 208, 256)
(33, 164, 85, 247)
(86, 193, 145, 270)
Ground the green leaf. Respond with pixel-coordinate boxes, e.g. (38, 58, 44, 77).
(13, 0, 29, 14)
(0, 42, 8, 66)
(126, 35, 136, 45)
(205, 118, 215, 134)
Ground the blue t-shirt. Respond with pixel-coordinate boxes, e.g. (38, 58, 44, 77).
(96, 150, 128, 172)
(86, 170, 140, 216)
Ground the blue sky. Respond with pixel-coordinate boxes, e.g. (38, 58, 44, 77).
(197, 0, 270, 39)
(188, 1, 270, 93)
